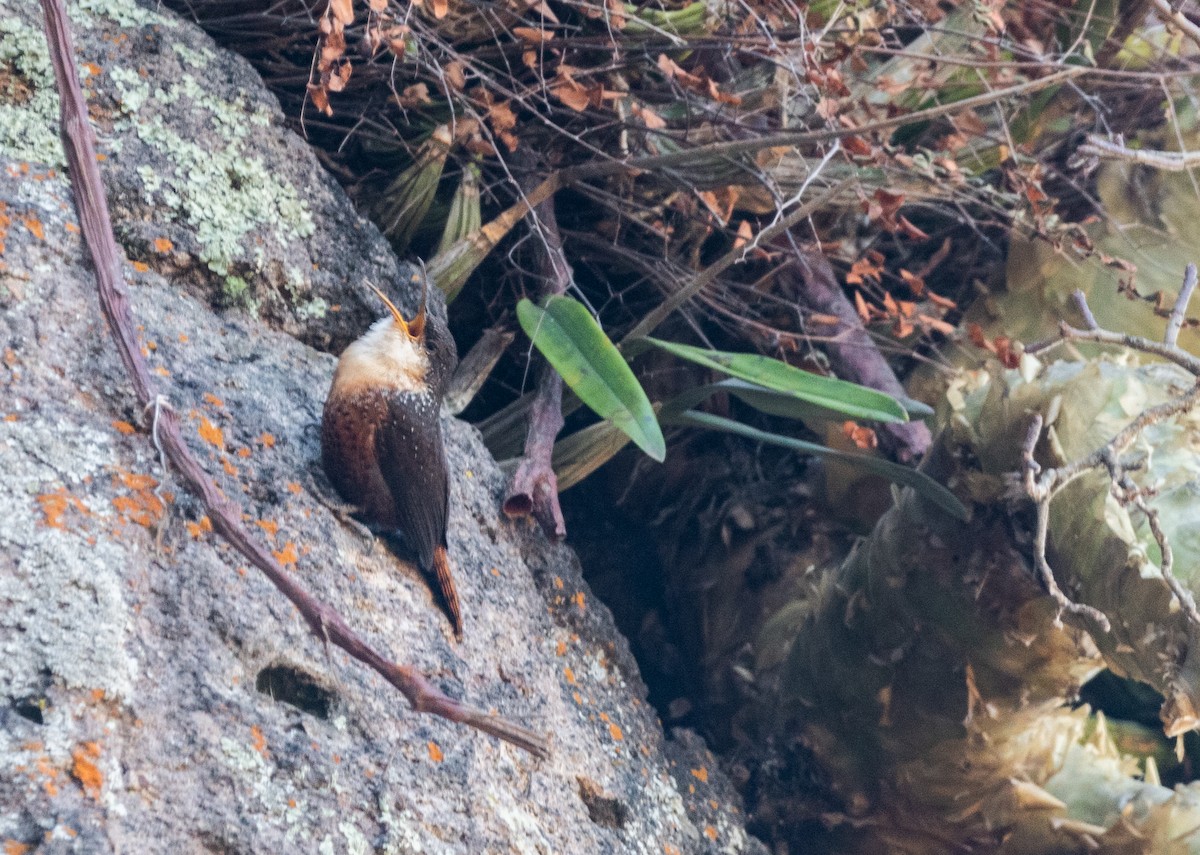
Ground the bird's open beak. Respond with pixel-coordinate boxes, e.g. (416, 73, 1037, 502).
(367, 281, 426, 342)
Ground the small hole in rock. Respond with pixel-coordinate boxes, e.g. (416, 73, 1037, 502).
(13, 697, 47, 725)
(255, 665, 334, 719)
(577, 776, 629, 829)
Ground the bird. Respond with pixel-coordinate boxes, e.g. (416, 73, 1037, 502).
(321, 276, 462, 638)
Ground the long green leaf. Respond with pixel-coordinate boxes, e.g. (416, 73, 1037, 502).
(667, 409, 967, 520)
(518, 296, 666, 462)
(645, 338, 909, 423)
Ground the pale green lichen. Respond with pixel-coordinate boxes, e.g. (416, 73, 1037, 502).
(109, 65, 151, 115)
(335, 824, 372, 855)
(0, 17, 65, 167)
(75, 0, 167, 28)
(116, 71, 314, 283)
(171, 42, 213, 70)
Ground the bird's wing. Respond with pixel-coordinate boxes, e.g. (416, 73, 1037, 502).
(376, 390, 449, 571)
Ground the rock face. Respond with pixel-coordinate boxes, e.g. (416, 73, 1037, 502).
(0, 3, 764, 853)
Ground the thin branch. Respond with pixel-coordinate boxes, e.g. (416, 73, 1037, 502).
(784, 248, 933, 463)
(1078, 134, 1200, 172)
(1019, 413, 1112, 630)
(39, 0, 547, 759)
(1021, 280, 1200, 636)
(1165, 263, 1198, 348)
(1150, 0, 1200, 51)
(503, 169, 570, 541)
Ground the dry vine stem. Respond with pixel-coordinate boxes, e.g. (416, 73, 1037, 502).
(1022, 268, 1200, 633)
(1078, 134, 1200, 172)
(38, 0, 548, 759)
(502, 161, 571, 540)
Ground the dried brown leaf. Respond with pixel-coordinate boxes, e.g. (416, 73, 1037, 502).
(632, 102, 666, 130)
(307, 83, 332, 116)
(327, 59, 352, 92)
(513, 26, 555, 44)
(444, 60, 466, 90)
(330, 0, 355, 25)
(395, 82, 431, 108)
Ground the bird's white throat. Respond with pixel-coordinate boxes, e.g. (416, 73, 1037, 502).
(335, 318, 430, 393)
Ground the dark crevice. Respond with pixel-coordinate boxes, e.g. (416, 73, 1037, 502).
(255, 664, 334, 719)
(577, 776, 629, 829)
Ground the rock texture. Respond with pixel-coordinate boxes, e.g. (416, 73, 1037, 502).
(0, 2, 765, 853)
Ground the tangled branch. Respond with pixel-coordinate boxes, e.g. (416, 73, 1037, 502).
(39, 0, 548, 759)
(1022, 266, 1200, 633)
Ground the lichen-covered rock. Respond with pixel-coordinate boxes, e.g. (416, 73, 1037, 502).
(0, 3, 764, 852)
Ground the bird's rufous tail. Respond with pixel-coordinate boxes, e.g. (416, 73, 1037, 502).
(433, 544, 463, 640)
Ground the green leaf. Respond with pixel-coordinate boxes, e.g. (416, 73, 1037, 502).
(667, 409, 967, 520)
(718, 379, 934, 423)
(518, 296, 666, 462)
(645, 338, 909, 423)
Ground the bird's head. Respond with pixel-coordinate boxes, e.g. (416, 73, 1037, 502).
(368, 277, 427, 344)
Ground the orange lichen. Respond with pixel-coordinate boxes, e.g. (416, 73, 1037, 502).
(131, 261, 149, 273)
(286, 482, 303, 494)
(22, 215, 43, 240)
(203, 393, 224, 407)
(556, 640, 567, 656)
(70, 743, 103, 800)
(221, 458, 237, 476)
(236, 447, 251, 458)
(185, 516, 213, 538)
(4, 841, 32, 855)
(273, 542, 298, 566)
(111, 420, 136, 435)
(553, 576, 564, 589)
(153, 366, 170, 377)
(111, 471, 165, 528)
(564, 667, 576, 685)
(198, 417, 225, 449)
(573, 591, 586, 610)
(65, 222, 79, 234)
(256, 519, 279, 538)
(251, 725, 268, 757)
(153, 237, 173, 253)
(608, 723, 624, 741)
(427, 741, 443, 763)
(690, 767, 708, 783)
(704, 826, 718, 841)
(258, 432, 276, 448)
(36, 488, 90, 529)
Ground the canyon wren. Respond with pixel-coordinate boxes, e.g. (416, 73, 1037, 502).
(321, 278, 462, 638)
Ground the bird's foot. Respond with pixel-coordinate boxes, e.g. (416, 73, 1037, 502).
(305, 465, 377, 553)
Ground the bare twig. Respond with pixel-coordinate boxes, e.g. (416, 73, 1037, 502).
(1149, 0, 1200, 51)
(445, 326, 516, 416)
(1165, 263, 1198, 347)
(1021, 273, 1200, 635)
(1019, 414, 1112, 631)
(39, 0, 547, 759)
(785, 249, 933, 463)
(503, 171, 570, 541)
(1078, 135, 1200, 172)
